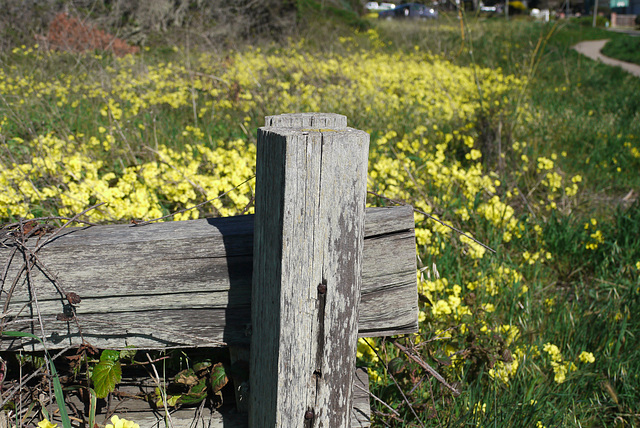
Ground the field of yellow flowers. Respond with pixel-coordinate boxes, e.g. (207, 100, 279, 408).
(1, 17, 640, 427)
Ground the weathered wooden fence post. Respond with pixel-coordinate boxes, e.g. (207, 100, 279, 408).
(250, 113, 370, 427)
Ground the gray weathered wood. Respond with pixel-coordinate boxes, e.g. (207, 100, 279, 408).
(1, 207, 417, 351)
(249, 113, 369, 427)
(264, 112, 347, 129)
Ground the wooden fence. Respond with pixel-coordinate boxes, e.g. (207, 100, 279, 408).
(610, 13, 637, 27)
(1, 113, 419, 427)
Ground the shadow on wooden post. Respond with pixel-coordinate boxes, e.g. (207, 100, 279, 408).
(250, 113, 370, 427)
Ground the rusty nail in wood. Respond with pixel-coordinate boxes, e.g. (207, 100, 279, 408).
(317, 283, 327, 294)
(304, 409, 314, 420)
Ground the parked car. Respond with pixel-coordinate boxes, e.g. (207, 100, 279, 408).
(378, 3, 438, 19)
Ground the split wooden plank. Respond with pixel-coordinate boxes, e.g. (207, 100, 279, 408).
(1, 206, 417, 351)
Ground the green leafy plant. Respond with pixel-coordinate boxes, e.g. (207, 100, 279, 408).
(152, 360, 229, 409)
(91, 350, 122, 399)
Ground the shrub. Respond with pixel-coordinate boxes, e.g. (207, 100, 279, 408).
(44, 12, 139, 56)
(577, 15, 609, 27)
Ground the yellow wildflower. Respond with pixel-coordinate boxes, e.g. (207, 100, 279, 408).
(105, 415, 140, 428)
(579, 351, 595, 364)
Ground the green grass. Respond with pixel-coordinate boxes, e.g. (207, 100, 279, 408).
(2, 13, 640, 428)
(369, 17, 640, 427)
(602, 34, 640, 66)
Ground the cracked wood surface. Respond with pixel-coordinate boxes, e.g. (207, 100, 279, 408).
(1, 206, 417, 351)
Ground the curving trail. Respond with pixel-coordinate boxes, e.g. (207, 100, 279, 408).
(572, 39, 640, 77)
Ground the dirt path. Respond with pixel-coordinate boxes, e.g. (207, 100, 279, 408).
(572, 39, 640, 77)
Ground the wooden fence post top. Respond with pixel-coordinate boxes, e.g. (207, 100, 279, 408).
(264, 112, 348, 129)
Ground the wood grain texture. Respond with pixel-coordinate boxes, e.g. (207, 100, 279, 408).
(264, 113, 347, 129)
(1, 206, 416, 352)
(249, 113, 370, 427)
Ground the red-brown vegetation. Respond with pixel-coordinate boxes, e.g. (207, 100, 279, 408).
(43, 13, 138, 57)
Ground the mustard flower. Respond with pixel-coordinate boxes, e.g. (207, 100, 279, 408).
(105, 415, 139, 428)
(357, 338, 379, 363)
(369, 369, 382, 383)
(489, 355, 519, 384)
(38, 420, 58, 428)
(472, 402, 486, 415)
(579, 351, 595, 364)
(460, 235, 486, 259)
(543, 343, 562, 362)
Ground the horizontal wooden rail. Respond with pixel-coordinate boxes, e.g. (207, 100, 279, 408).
(2, 206, 417, 351)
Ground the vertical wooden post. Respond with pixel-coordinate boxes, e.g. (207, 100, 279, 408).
(250, 113, 370, 427)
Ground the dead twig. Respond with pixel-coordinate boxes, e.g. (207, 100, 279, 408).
(130, 355, 171, 367)
(363, 338, 426, 428)
(1, 205, 103, 342)
(34, 203, 106, 253)
(354, 383, 402, 419)
(146, 353, 174, 428)
(392, 340, 460, 397)
(0, 247, 17, 296)
(1, 216, 100, 230)
(11, 239, 69, 300)
(0, 346, 72, 409)
(131, 176, 255, 226)
(18, 222, 48, 351)
(1, 263, 27, 315)
(367, 190, 496, 254)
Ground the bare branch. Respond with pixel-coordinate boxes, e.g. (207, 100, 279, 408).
(393, 340, 460, 397)
(367, 190, 496, 254)
(131, 176, 255, 226)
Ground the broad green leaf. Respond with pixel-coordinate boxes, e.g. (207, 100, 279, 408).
(193, 360, 212, 373)
(209, 363, 228, 393)
(92, 359, 121, 398)
(100, 349, 121, 362)
(178, 379, 208, 406)
(154, 388, 180, 408)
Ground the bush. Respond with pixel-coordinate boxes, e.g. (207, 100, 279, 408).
(0, 0, 299, 52)
(44, 12, 139, 56)
(577, 15, 609, 27)
(601, 35, 640, 65)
